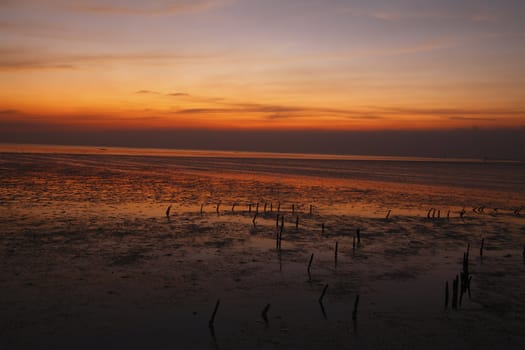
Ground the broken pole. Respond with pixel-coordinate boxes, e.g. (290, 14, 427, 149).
(319, 284, 328, 303)
(261, 304, 270, 323)
(307, 253, 314, 273)
(452, 275, 459, 309)
(445, 281, 449, 309)
(334, 241, 339, 265)
(480, 238, 484, 257)
(352, 294, 360, 320)
(209, 299, 220, 327)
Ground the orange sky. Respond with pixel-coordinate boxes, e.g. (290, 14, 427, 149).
(1, 0, 525, 133)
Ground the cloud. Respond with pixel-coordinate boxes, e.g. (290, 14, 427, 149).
(1, 0, 234, 16)
(135, 90, 161, 95)
(167, 92, 190, 97)
(0, 46, 215, 71)
(71, 0, 232, 15)
(448, 116, 497, 121)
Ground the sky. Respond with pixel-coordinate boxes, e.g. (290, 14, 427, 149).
(1, 0, 525, 159)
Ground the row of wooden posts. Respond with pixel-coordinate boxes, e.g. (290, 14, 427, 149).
(165, 202, 524, 329)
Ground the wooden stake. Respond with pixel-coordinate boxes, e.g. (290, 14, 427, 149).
(452, 275, 458, 309)
(356, 228, 361, 244)
(166, 205, 172, 218)
(480, 238, 484, 257)
(445, 281, 449, 309)
(295, 215, 299, 230)
(309, 204, 313, 216)
(334, 241, 338, 265)
(200, 203, 204, 216)
(352, 294, 360, 320)
(319, 284, 328, 303)
(307, 253, 314, 273)
(386, 209, 391, 219)
(209, 299, 220, 327)
(261, 304, 270, 323)
(321, 222, 325, 234)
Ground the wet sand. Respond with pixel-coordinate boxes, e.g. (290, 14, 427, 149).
(1, 149, 524, 349)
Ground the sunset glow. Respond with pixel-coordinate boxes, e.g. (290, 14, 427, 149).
(1, 1, 525, 154)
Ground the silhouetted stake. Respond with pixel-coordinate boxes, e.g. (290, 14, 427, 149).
(432, 208, 436, 219)
(319, 300, 327, 320)
(166, 205, 172, 218)
(437, 210, 441, 219)
(292, 204, 295, 214)
(252, 212, 258, 227)
(279, 217, 284, 249)
(209, 299, 220, 327)
(460, 207, 466, 219)
(309, 205, 313, 216)
(427, 208, 433, 219)
(352, 236, 356, 250)
(256, 202, 259, 214)
(277, 202, 281, 214)
(523, 244, 525, 257)
(248, 203, 252, 213)
(261, 304, 270, 324)
(480, 238, 484, 257)
(307, 253, 314, 274)
(386, 209, 391, 219)
(459, 272, 465, 307)
(452, 275, 459, 309)
(445, 281, 449, 309)
(321, 223, 325, 234)
(356, 229, 361, 244)
(447, 210, 450, 220)
(467, 276, 472, 300)
(319, 284, 328, 303)
(270, 202, 273, 213)
(295, 216, 299, 230)
(231, 203, 235, 212)
(352, 294, 360, 320)
(276, 214, 280, 229)
(200, 203, 204, 216)
(216, 203, 220, 215)
(334, 241, 338, 266)
(264, 202, 267, 214)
